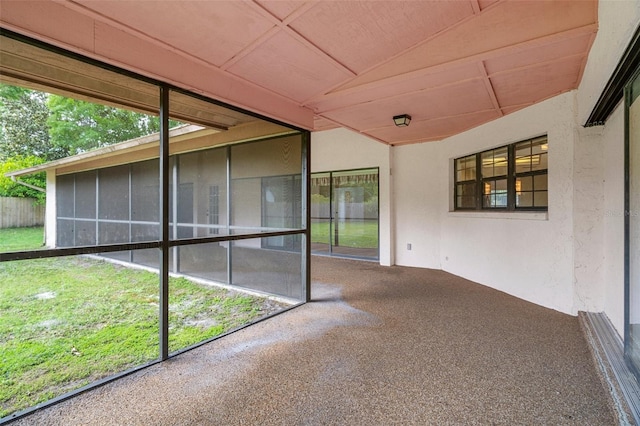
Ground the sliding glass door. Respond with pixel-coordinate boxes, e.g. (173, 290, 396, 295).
(626, 67, 640, 379)
(311, 168, 379, 260)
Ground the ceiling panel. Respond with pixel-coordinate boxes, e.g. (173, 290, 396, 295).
(368, 110, 501, 145)
(0, 0, 599, 146)
(322, 79, 496, 131)
(76, 0, 275, 66)
(227, 30, 353, 103)
(491, 56, 584, 107)
(307, 62, 482, 114)
(478, 0, 499, 10)
(336, 0, 597, 91)
(255, 0, 307, 21)
(484, 33, 594, 77)
(289, 1, 474, 73)
(313, 116, 340, 132)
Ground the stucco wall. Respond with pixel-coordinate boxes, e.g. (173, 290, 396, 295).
(392, 141, 441, 269)
(599, 104, 625, 335)
(572, 125, 605, 315)
(312, 92, 610, 316)
(311, 1, 638, 325)
(575, 0, 640, 335)
(310, 129, 393, 266)
(312, 94, 581, 314)
(434, 93, 577, 315)
(577, 0, 640, 125)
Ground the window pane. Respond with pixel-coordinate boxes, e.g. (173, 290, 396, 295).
(517, 176, 532, 192)
(517, 137, 548, 173)
(328, 169, 379, 258)
(455, 155, 476, 182)
(482, 147, 508, 178)
(132, 247, 159, 269)
(1, 34, 161, 255)
(515, 172, 547, 209)
(0, 254, 160, 416)
(231, 236, 302, 299)
(481, 152, 493, 177)
(532, 152, 548, 172)
(456, 137, 547, 212)
(311, 172, 331, 254)
(517, 192, 533, 207)
(168, 241, 290, 354)
(534, 174, 548, 191)
(534, 191, 548, 207)
(175, 149, 227, 239)
(172, 242, 227, 283)
(516, 142, 532, 173)
(494, 148, 508, 176)
(231, 136, 302, 233)
(456, 182, 476, 209)
(263, 175, 302, 230)
(131, 223, 159, 243)
(0, 34, 307, 420)
(483, 179, 507, 208)
(457, 196, 476, 209)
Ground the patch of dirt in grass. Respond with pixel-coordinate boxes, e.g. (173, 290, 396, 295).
(37, 319, 62, 328)
(186, 319, 219, 328)
(34, 292, 56, 300)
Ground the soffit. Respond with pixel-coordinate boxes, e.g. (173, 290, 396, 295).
(0, 37, 259, 130)
(0, 0, 598, 145)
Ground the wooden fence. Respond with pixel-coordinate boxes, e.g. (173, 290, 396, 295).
(0, 197, 45, 229)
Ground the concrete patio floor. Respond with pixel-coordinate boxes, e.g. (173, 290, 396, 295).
(12, 256, 615, 425)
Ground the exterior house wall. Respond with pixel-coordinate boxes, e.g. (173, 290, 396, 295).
(575, 0, 640, 336)
(392, 141, 442, 269)
(572, 125, 605, 315)
(44, 135, 305, 251)
(312, 92, 599, 316)
(601, 104, 626, 335)
(311, 0, 639, 328)
(435, 93, 577, 315)
(312, 94, 579, 314)
(310, 129, 393, 266)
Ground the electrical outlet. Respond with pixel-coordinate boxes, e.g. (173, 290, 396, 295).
(407, 243, 412, 250)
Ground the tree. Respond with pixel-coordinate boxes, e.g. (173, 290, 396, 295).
(0, 84, 181, 198)
(0, 85, 68, 161)
(47, 96, 163, 154)
(0, 155, 46, 204)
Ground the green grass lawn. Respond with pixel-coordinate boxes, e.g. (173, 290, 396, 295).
(0, 228, 286, 418)
(311, 220, 378, 248)
(0, 227, 44, 252)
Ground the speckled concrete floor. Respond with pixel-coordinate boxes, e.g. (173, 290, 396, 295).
(12, 257, 615, 425)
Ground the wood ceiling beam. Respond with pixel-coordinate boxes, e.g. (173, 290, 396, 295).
(477, 61, 503, 117)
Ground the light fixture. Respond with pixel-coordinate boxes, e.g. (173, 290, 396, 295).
(393, 114, 411, 127)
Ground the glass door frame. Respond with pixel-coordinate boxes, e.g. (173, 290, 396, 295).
(310, 167, 380, 260)
(624, 64, 640, 381)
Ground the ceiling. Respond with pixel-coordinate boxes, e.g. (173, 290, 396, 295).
(0, 0, 598, 146)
